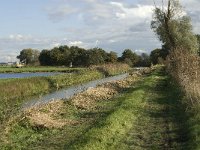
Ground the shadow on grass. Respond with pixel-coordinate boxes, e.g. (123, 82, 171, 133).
(120, 68, 190, 150)
(63, 82, 150, 149)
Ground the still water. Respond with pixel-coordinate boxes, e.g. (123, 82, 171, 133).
(22, 73, 128, 109)
(0, 72, 62, 79)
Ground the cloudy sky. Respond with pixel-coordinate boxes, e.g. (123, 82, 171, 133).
(0, 0, 200, 62)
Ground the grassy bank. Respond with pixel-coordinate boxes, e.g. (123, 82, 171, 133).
(0, 68, 140, 149)
(0, 70, 103, 124)
(0, 63, 131, 143)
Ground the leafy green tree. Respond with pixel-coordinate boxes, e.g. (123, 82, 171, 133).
(150, 48, 168, 65)
(151, 0, 198, 53)
(120, 49, 139, 66)
(39, 50, 51, 66)
(106, 51, 118, 63)
(49, 47, 64, 66)
(69, 46, 86, 66)
(17, 48, 40, 65)
(85, 48, 108, 66)
(138, 53, 151, 67)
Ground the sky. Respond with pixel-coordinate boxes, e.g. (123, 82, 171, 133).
(0, 0, 200, 62)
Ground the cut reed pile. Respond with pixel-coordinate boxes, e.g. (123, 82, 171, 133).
(16, 68, 151, 130)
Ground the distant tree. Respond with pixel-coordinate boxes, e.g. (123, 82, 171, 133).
(106, 51, 118, 63)
(58, 45, 71, 65)
(49, 47, 63, 66)
(150, 48, 168, 65)
(136, 53, 151, 67)
(69, 46, 86, 66)
(85, 48, 108, 66)
(39, 50, 51, 66)
(120, 49, 139, 66)
(17, 48, 40, 65)
(38, 45, 119, 66)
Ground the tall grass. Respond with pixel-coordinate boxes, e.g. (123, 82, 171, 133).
(166, 49, 200, 105)
(89, 63, 130, 76)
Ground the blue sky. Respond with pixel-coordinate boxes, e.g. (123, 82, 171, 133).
(0, 0, 200, 62)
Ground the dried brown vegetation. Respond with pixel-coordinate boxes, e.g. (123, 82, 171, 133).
(19, 68, 150, 130)
(72, 75, 138, 110)
(166, 49, 200, 106)
(23, 100, 69, 129)
(89, 63, 130, 76)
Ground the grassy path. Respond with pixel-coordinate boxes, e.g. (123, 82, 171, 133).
(115, 69, 188, 150)
(69, 68, 188, 150)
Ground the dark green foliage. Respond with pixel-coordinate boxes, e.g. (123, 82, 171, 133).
(68, 46, 86, 66)
(38, 50, 51, 66)
(119, 49, 139, 66)
(17, 49, 40, 65)
(84, 48, 108, 66)
(106, 51, 118, 63)
(136, 53, 151, 67)
(150, 48, 168, 65)
(38, 46, 119, 67)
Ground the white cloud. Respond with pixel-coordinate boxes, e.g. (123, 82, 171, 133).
(1, 0, 200, 62)
(69, 41, 83, 46)
(135, 49, 147, 54)
(51, 42, 61, 48)
(8, 34, 32, 41)
(110, 2, 154, 20)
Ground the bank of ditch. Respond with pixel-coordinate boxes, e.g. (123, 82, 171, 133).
(0, 64, 131, 147)
(0, 66, 148, 149)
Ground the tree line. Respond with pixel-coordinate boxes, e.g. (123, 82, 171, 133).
(17, 46, 154, 67)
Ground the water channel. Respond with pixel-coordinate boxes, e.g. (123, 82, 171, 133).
(22, 73, 128, 109)
(0, 72, 62, 79)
